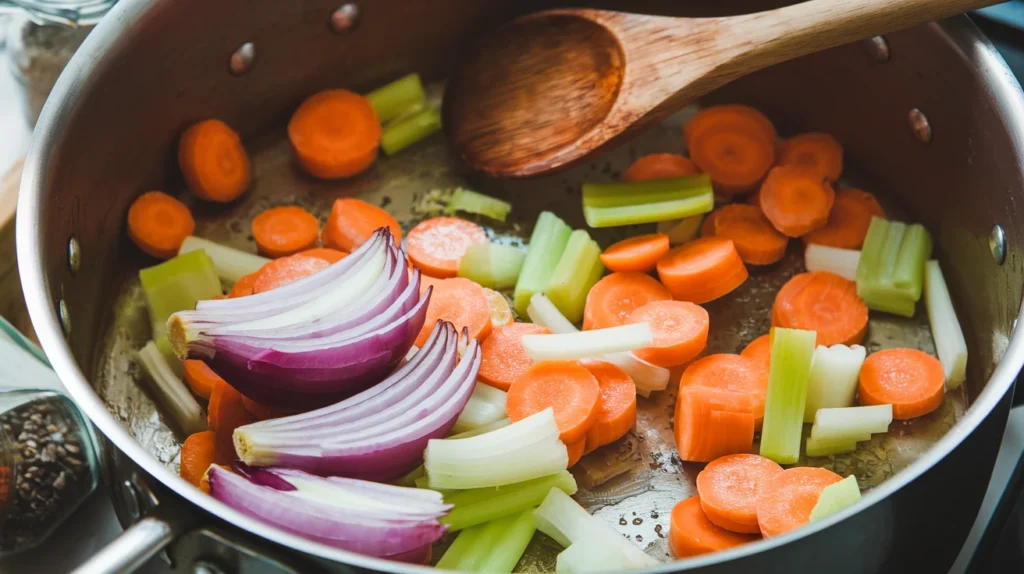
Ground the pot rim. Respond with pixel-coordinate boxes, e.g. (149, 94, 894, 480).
(16, 1, 1024, 570)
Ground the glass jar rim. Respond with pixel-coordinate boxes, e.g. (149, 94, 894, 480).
(10, 0, 118, 28)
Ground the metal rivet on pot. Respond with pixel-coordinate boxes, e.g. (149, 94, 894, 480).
(990, 224, 1007, 265)
(58, 299, 71, 337)
(864, 36, 890, 61)
(67, 237, 80, 274)
(330, 3, 360, 34)
(229, 42, 255, 75)
(908, 108, 932, 143)
(192, 560, 227, 574)
(121, 479, 141, 521)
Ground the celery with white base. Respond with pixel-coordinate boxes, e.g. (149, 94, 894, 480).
(513, 212, 572, 316)
(141, 249, 222, 338)
(759, 327, 816, 464)
(558, 543, 639, 573)
(803, 344, 866, 422)
(521, 323, 652, 362)
(136, 341, 205, 434)
(657, 215, 704, 245)
(528, 293, 579, 335)
(441, 471, 577, 531)
(810, 405, 893, 441)
(924, 260, 968, 389)
(543, 230, 605, 324)
(804, 244, 860, 281)
(457, 244, 525, 289)
(178, 236, 269, 286)
(805, 436, 867, 457)
(809, 475, 861, 522)
(453, 383, 508, 433)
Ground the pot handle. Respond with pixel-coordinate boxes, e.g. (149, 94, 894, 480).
(69, 503, 198, 574)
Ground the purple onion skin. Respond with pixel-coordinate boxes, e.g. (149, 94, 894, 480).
(231, 462, 297, 491)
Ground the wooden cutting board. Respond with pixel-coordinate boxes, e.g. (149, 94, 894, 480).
(0, 158, 36, 341)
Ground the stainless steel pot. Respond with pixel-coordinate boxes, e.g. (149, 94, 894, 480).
(15, 0, 1024, 572)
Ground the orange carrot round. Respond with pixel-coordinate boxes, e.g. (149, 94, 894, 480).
(703, 204, 788, 266)
(582, 272, 672, 331)
(581, 361, 637, 453)
(656, 237, 748, 304)
(740, 334, 771, 372)
(127, 191, 195, 259)
(777, 132, 844, 182)
(288, 89, 381, 179)
(323, 197, 402, 252)
(685, 105, 777, 196)
(678, 354, 769, 427)
(623, 153, 700, 182)
(566, 438, 586, 468)
(227, 271, 259, 298)
(478, 322, 550, 391)
(252, 254, 329, 294)
(772, 271, 868, 346)
(758, 165, 836, 237)
(627, 300, 709, 367)
(207, 380, 253, 465)
(599, 233, 671, 273)
(696, 454, 784, 534)
(507, 361, 601, 444)
(180, 430, 217, 487)
(674, 386, 756, 462)
(483, 288, 513, 328)
(669, 496, 759, 558)
(802, 188, 885, 249)
(183, 359, 222, 400)
(299, 247, 349, 263)
(406, 217, 488, 278)
(252, 206, 320, 258)
(858, 348, 945, 419)
(415, 277, 492, 347)
(755, 467, 843, 538)
(178, 119, 251, 203)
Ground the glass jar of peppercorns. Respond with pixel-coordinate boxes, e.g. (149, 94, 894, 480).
(0, 389, 99, 554)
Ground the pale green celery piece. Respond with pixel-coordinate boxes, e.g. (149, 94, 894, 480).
(805, 436, 862, 458)
(581, 174, 714, 228)
(477, 510, 536, 573)
(394, 464, 426, 487)
(458, 244, 526, 290)
(435, 524, 485, 570)
(759, 327, 817, 464)
(381, 107, 442, 155)
(139, 250, 222, 338)
(513, 212, 572, 316)
(543, 230, 604, 324)
(448, 418, 511, 440)
(365, 73, 426, 123)
(445, 188, 513, 222)
(413, 474, 452, 497)
(457, 515, 517, 571)
(809, 475, 861, 522)
(892, 223, 933, 298)
(856, 217, 929, 318)
(155, 335, 183, 378)
(441, 471, 577, 532)
(855, 216, 888, 288)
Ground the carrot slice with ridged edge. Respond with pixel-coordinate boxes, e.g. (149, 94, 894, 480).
(183, 359, 220, 399)
(178, 119, 251, 203)
(623, 153, 700, 182)
(180, 430, 216, 488)
(772, 271, 868, 346)
(755, 467, 843, 538)
(656, 237, 748, 304)
(251, 254, 329, 294)
(678, 354, 769, 427)
(478, 322, 550, 391)
(252, 206, 320, 258)
(127, 191, 196, 259)
(599, 233, 671, 273)
(858, 348, 945, 419)
(507, 361, 601, 444)
(669, 496, 759, 558)
(323, 197, 402, 252)
(581, 361, 637, 453)
(415, 277, 492, 347)
(288, 89, 381, 179)
(406, 217, 488, 278)
(696, 454, 784, 534)
(759, 165, 836, 237)
(702, 204, 788, 266)
(627, 300, 709, 367)
(777, 132, 844, 182)
(740, 334, 771, 372)
(674, 386, 755, 462)
(207, 379, 253, 465)
(803, 188, 886, 249)
(583, 272, 672, 331)
(685, 105, 777, 197)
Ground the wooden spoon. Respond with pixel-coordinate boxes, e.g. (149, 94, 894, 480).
(444, 0, 999, 178)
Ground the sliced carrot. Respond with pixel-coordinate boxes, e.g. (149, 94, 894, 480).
(674, 386, 755, 462)
(702, 204, 788, 266)
(656, 237, 748, 304)
(566, 438, 586, 468)
(299, 247, 349, 263)
(180, 430, 216, 488)
(777, 132, 844, 182)
(478, 322, 550, 391)
(669, 496, 759, 558)
(678, 354, 769, 427)
(241, 396, 297, 421)
(288, 89, 381, 179)
(415, 277, 492, 347)
(207, 380, 253, 465)
(178, 119, 251, 203)
(419, 273, 444, 298)
(627, 300, 709, 367)
(183, 359, 221, 400)
(740, 334, 771, 372)
(747, 186, 763, 209)
(227, 271, 260, 298)
(755, 467, 843, 538)
(483, 288, 514, 328)
(599, 233, 671, 273)
(583, 272, 672, 331)
(700, 212, 717, 238)
(406, 217, 488, 278)
(127, 191, 195, 259)
(252, 254, 329, 294)
(252, 206, 320, 258)
(581, 361, 636, 453)
(323, 197, 402, 252)
(696, 454, 784, 534)
(507, 361, 601, 444)
(772, 271, 868, 346)
(623, 153, 700, 182)
(858, 348, 945, 419)
(685, 105, 777, 197)
(802, 188, 886, 249)
(758, 165, 836, 237)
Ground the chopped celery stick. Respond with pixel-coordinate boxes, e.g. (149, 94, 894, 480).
(155, 335, 184, 378)
(657, 215, 704, 245)
(805, 436, 861, 457)
(381, 107, 441, 155)
(478, 509, 536, 573)
(543, 229, 605, 323)
(803, 344, 866, 422)
(178, 236, 269, 285)
(136, 341, 205, 434)
(365, 73, 426, 123)
(513, 212, 572, 315)
(452, 383, 508, 433)
(395, 464, 426, 488)
(893, 224, 932, 297)
(581, 174, 713, 228)
(809, 475, 861, 522)
(759, 327, 816, 464)
(449, 418, 511, 439)
(441, 471, 577, 532)
(925, 260, 968, 389)
(521, 323, 652, 362)
(558, 543, 637, 573)
(810, 405, 892, 441)
(436, 524, 485, 570)
(527, 292, 578, 335)
(804, 244, 860, 281)
(458, 517, 513, 571)
(457, 244, 526, 290)
(445, 187, 512, 222)
(856, 217, 932, 317)
(140, 250, 222, 338)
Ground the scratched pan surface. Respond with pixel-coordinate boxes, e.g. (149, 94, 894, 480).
(94, 107, 964, 568)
